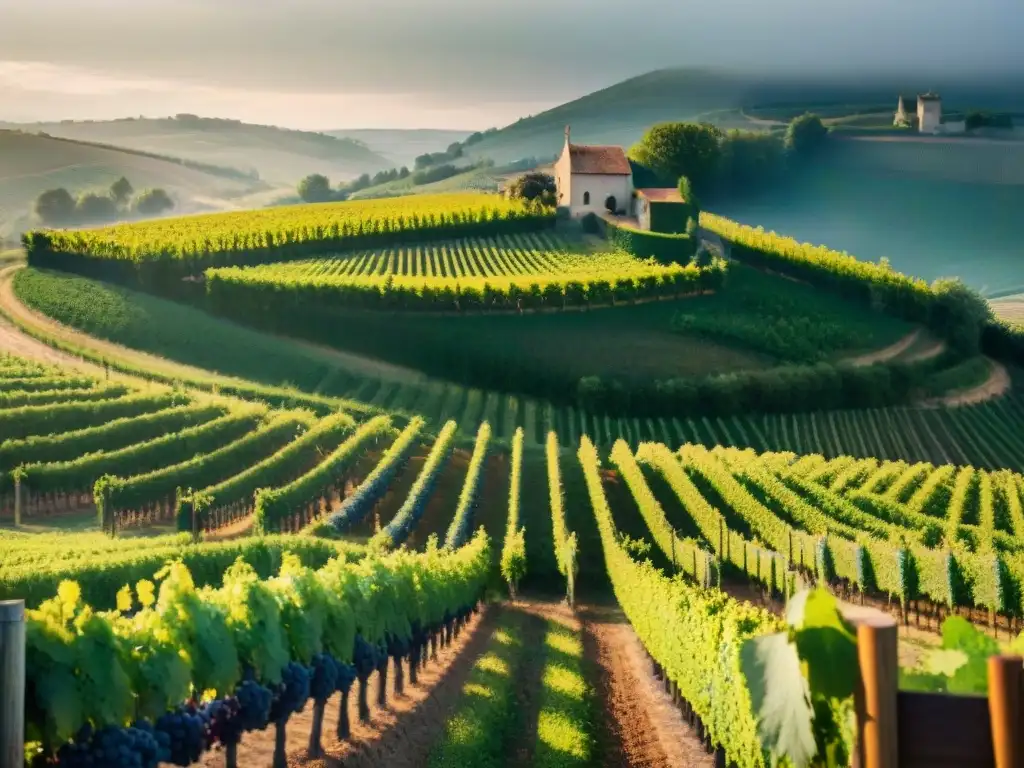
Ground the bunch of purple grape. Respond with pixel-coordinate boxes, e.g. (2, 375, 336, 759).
(154, 703, 211, 766)
(269, 661, 311, 724)
(56, 722, 169, 768)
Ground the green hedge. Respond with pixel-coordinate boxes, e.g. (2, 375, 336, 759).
(604, 219, 695, 265)
(983, 319, 1024, 367)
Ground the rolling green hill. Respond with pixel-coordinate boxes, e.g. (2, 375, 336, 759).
(0, 115, 392, 184)
(0, 130, 274, 237)
(457, 68, 1024, 164)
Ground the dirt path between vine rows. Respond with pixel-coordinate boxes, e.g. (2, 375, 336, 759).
(581, 604, 715, 768)
(0, 270, 114, 375)
(187, 605, 497, 768)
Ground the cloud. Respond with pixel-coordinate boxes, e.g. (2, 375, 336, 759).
(1, 0, 1022, 127)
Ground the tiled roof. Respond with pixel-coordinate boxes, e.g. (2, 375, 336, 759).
(636, 187, 684, 203)
(568, 144, 632, 175)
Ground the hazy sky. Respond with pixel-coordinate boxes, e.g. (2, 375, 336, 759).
(1, 0, 1021, 130)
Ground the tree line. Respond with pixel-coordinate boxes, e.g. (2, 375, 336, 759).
(34, 177, 174, 227)
(628, 113, 829, 201)
(297, 159, 496, 204)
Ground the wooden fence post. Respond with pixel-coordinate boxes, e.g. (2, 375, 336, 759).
(988, 655, 1023, 768)
(848, 607, 898, 768)
(0, 600, 25, 768)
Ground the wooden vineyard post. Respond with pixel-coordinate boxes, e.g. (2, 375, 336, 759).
(988, 655, 1023, 768)
(0, 600, 25, 768)
(848, 606, 898, 768)
(12, 480, 20, 528)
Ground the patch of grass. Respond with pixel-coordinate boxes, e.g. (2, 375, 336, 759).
(923, 356, 992, 397)
(428, 610, 526, 768)
(534, 617, 593, 767)
(670, 264, 912, 362)
(286, 294, 769, 389)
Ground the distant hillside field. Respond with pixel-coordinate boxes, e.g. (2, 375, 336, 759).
(0, 130, 272, 237)
(714, 138, 1024, 298)
(325, 128, 473, 168)
(0, 116, 392, 184)
(991, 295, 1024, 323)
(456, 68, 1024, 164)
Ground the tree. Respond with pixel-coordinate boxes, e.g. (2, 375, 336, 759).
(34, 188, 76, 226)
(398, 166, 411, 179)
(506, 172, 556, 205)
(110, 176, 134, 205)
(133, 188, 175, 217)
(785, 113, 829, 155)
(297, 174, 334, 203)
(75, 192, 119, 222)
(629, 122, 723, 195)
(929, 278, 992, 354)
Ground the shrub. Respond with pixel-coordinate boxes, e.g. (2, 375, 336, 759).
(34, 189, 76, 226)
(507, 172, 556, 206)
(297, 174, 335, 204)
(606, 219, 695, 265)
(133, 189, 174, 217)
(75, 193, 118, 223)
(785, 113, 829, 154)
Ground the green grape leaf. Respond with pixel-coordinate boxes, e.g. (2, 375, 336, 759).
(741, 631, 816, 768)
(948, 655, 991, 695)
(36, 667, 83, 743)
(791, 589, 858, 700)
(898, 667, 950, 693)
(941, 616, 998, 659)
(924, 648, 968, 677)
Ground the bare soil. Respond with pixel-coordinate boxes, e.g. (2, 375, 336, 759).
(581, 603, 714, 768)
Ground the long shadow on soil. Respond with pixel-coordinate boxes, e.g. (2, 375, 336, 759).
(301, 606, 502, 768)
(579, 605, 637, 768)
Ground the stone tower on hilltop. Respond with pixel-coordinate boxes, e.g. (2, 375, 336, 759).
(917, 93, 942, 133)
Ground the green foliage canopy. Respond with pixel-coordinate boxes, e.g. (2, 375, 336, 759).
(629, 122, 723, 195)
(34, 188, 76, 226)
(785, 113, 829, 154)
(297, 174, 335, 204)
